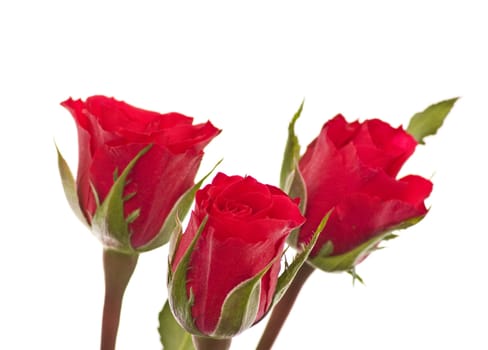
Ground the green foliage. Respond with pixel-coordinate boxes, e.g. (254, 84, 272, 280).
(159, 300, 195, 350)
(280, 100, 304, 191)
(167, 217, 208, 336)
(56, 145, 89, 227)
(91, 145, 152, 254)
(285, 168, 308, 247)
(280, 101, 308, 247)
(347, 268, 365, 286)
(212, 261, 274, 337)
(407, 97, 458, 144)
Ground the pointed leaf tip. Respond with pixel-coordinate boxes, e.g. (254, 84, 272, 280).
(159, 300, 195, 350)
(407, 97, 459, 144)
(55, 144, 89, 227)
(280, 101, 305, 190)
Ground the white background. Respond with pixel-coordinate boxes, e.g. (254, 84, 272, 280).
(1, 1, 487, 349)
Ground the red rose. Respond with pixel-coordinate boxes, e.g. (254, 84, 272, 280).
(170, 173, 305, 336)
(296, 114, 432, 267)
(61, 95, 220, 249)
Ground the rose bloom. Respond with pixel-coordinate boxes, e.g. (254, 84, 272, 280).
(62, 95, 220, 248)
(297, 114, 432, 261)
(171, 173, 305, 335)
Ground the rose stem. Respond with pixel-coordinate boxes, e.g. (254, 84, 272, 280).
(100, 249, 138, 350)
(256, 263, 315, 350)
(192, 336, 232, 350)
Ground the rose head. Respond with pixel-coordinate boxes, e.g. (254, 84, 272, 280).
(59, 95, 220, 252)
(169, 173, 305, 337)
(293, 114, 432, 271)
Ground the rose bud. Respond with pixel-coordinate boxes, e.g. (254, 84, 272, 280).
(287, 114, 432, 272)
(168, 173, 307, 338)
(57, 95, 221, 253)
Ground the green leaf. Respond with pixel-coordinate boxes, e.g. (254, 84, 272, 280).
(55, 144, 89, 227)
(91, 144, 152, 254)
(309, 215, 425, 272)
(138, 159, 222, 252)
(168, 216, 208, 336)
(273, 210, 331, 305)
(212, 255, 279, 337)
(407, 97, 458, 144)
(159, 300, 195, 350)
(280, 100, 304, 191)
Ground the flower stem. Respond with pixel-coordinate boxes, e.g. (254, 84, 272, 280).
(192, 336, 232, 350)
(100, 249, 138, 350)
(256, 263, 315, 350)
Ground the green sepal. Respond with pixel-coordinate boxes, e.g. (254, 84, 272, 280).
(407, 97, 458, 144)
(159, 300, 195, 350)
(347, 268, 365, 286)
(91, 144, 152, 254)
(211, 254, 279, 338)
(289, 166, 307, 214)
(273, 210, 331, 305)
(55, 144, 89, 227)
(309, 215, 425, 272)
(280, 100, 304, 191)
(285, 166, 308, 247)
(168, 216, 208, 336)
(168, 215, 184, 266)
(280, 101, 308, 247)
(138, 159, 222, 252)
(90, 182, 101, 208)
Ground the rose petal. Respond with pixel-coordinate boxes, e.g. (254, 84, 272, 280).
(171, 173, 305, 335)
(354, 119, 417, 176)
(61, 98, 96, 221)
(179, 216, 286, 334)
(85, 96, 193, 135)
(311, 192, 429, 256)
(323, 114, 361, 148)
(298, 114, 431, 260)
(152, 121, 221, 153)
